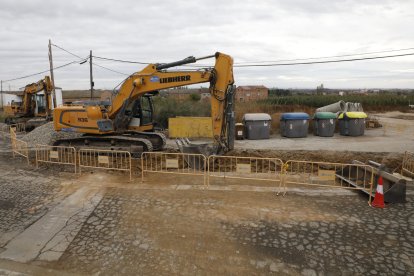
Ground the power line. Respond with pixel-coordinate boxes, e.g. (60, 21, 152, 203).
(92, 63, 129, 76)
(93, 55, 150, 65)
(52, 43, 85, 60)
(233, 52, 414, 67)
(2, 60, 81, 83)
(4, 45, 413, 84)
(235, 47, 414, 64)
(52, 43, 129, 76)
(91, 46, 414, 67)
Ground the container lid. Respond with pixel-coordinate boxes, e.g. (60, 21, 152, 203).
(338, 112, 367, 119)
(280, 112, 310, 120)
(242, 113, 271, 121)
(313, 112, 337, 119)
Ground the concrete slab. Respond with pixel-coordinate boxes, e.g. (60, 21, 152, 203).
(0, 186, 104, 263)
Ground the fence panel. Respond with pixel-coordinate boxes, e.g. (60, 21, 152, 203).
(284, 160, 375, 202)
(1, 125, 10, 141)
(207, 155, 285, 192)
(79, 149, 132, 180)
(9, 127, 29, 164)
(141, 152, 207, 186)
(35, 144, 77, 172)
(402, 151, 414, 178)
(1, 123, 25, 141)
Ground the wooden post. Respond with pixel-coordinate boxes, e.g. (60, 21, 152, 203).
(90, 50, 94, 99)
(1, 80, 3, 109)
(48, 39, 57, 108)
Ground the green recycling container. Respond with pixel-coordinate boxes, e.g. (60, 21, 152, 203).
(313, 112, 336, 137)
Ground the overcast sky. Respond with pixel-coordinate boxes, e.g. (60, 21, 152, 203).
(1, 0, 414, 90)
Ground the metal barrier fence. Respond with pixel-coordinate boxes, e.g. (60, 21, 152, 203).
(9, 127, 29, 164)
(1, 125, 10, 141)
(78, 148, 132, 180)
(284, 160, 375, 203)
(141, 152, 207, 185)
(402, 151, 414, 178)
(35, 144, 77, 172)
(207, 155, 285, 192)
(1, 123, 25, 141)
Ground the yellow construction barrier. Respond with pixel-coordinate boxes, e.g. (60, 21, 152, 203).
(35, 144, 77, 173)
(168, 117, 213, 138)
(79, 149, 132, 180)
(207, 155, 285, 193)
(9, 127, 29, 164)
(1, 125, 10, 141)
(402, 151, 414, 178)
(1, 123, 25, 141)
(284, 160, 375, 203)
(141, 152, 207, 186)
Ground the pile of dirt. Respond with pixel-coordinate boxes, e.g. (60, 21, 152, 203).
(21, 122, 82, 147)
(226, 149, 404, 171)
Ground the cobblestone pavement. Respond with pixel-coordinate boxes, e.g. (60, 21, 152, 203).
(1, 136, 413, 275)
(0, 158, 64, 248)
(49, 187, 413, 275)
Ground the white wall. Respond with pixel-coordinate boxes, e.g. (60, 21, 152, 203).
(1, 93, 22, 107)
(54, 88, 63, 107)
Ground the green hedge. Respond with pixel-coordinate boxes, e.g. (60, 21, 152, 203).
(261, 93, 414, 108)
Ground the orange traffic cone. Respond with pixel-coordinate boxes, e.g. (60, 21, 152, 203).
(372, 176, 385, 208)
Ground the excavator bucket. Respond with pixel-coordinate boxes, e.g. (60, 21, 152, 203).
(175, 138, 217, 170)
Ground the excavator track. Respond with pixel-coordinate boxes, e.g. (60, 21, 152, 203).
(54, 135, 153, 156)
(53, 132, 165, 156)
(125, 131, 167, 151)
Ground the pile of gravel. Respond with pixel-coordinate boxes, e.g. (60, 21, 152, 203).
(21, 122, 82, 146)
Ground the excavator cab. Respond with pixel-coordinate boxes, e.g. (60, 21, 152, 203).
(126, 94, 155, 131)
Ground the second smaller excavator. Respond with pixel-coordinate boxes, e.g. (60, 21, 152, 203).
(4, 76, 54, 130)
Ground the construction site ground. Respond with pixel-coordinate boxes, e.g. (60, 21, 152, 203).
(167, 112, 414, 154)
(0, 111, 413, 275)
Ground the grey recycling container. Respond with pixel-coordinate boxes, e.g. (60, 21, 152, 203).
(280, 112, 310, 138)
(338, 112, 367, 136)
(242, 113, 271, 140)
(313, 112, 337, 137)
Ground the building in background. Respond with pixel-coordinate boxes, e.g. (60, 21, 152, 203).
(235, 85, 268, 102)
(0, 91, 23, 109)
(0, 87, 63, 110)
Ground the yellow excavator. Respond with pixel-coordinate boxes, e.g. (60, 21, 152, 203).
(5, 76, 54, 129)
(53, 52, 235, 155)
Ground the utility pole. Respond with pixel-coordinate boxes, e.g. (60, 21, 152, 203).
(90, 50, 94, 99)
(1, 80, 3, 110)
(48, 39, 57, 108)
